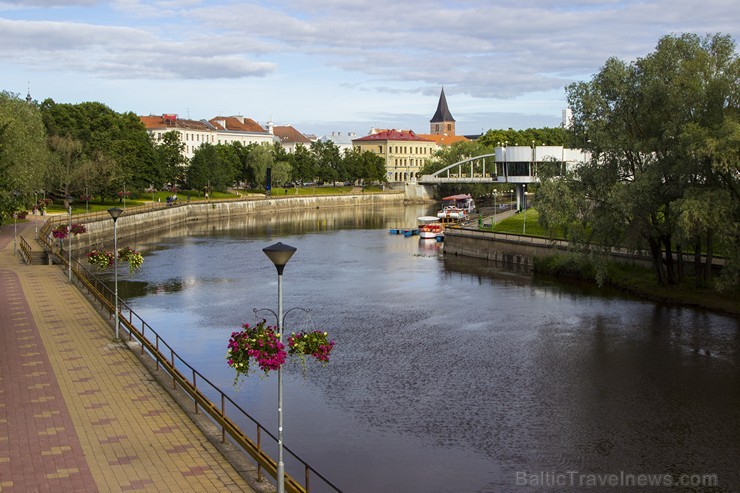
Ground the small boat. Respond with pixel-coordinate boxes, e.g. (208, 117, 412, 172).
(437, 194, 475, 221)
(418, 216, 445, 240)
(389, 228, 400, 234)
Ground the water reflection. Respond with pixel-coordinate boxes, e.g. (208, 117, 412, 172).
(108, 204, 739, 493)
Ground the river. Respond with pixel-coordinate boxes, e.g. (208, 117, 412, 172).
(108, 204, 739, 492)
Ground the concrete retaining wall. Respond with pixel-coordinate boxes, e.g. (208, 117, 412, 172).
(444, 228, 655, 270)
(74, 193, 406, 250)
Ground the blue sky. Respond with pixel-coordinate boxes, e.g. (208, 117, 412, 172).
(2, 0, 738, 137)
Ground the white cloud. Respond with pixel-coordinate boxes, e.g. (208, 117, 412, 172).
(2, 0, 737, 133)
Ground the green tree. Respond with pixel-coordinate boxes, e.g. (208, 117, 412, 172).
(187, 143, 239, 193)
(40, 100, 157, 199)
(153, 131, 186, 189)
(551, 33, 739, 288)
(311, 140, 342, 184)
(0, 91, 50, 221)
(290, 144, 316, 185)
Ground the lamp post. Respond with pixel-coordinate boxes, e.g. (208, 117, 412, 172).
(67, 197, 74, 282)
(262, 241, 297, 493)
(12, 212, 17, 254)
(108, 207, 122, 340)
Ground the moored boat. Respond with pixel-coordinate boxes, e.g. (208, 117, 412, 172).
(418, 216, 445, 240)
(437, 194, 475, 221)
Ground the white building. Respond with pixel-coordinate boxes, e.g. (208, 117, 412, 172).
(141, 114, 275, 159)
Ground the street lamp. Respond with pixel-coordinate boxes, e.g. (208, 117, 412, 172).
(108, 207, 123, 340)
(66, 197, 74, 282)
(262, 241, 297, 493)
(12, 211, 17, 254)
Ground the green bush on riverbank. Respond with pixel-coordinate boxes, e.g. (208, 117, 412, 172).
(533, 253, 739, 316)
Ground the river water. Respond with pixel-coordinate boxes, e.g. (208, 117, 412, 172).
(109, 204, 739, 492)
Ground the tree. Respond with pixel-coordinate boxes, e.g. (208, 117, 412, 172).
(311, 140, 342, 184)
(290, 144, 316, 185)
(548, 33, 739, 288)
(153, 131, 187, 190)
(0, 91, 50, 222)
(40, 100, 157, 199)
(187, 143, 239, 193)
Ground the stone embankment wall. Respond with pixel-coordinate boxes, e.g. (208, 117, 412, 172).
(444, 228, 654, 270)
(75, 193, 406, 249)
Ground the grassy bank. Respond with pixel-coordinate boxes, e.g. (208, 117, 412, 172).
(488, 210, 738, 316)
(533, 253, 739, 316)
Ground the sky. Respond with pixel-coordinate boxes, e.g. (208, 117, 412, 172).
(2, 0, 738, 138)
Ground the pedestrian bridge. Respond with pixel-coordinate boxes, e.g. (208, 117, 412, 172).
(418, 146, 589, 186)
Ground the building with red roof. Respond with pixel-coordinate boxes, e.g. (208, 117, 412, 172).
(352, 129, 436, 183)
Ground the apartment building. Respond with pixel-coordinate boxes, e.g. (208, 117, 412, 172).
(140, 114, 275, 159)
(352, 129, 436, 183)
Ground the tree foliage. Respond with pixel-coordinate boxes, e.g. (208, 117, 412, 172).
(539, 33, 739, 289)
(0, 92, 50, 222)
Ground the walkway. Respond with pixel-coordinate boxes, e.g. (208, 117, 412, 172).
(0, 216, 260, 492)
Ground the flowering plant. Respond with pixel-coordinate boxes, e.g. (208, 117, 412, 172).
(87, 249, 115, 270)
(52, 225, 69, 240)
(226, 321, 286, 382)
(117, 190, 131, 198)
(70, 223, 87, 235)
(288, 330, 335, 364)
(118, 246, 143, 273)
(80, 194, 92, 201)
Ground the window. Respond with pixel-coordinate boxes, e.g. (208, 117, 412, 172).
(435, 124, 440, 132)
(447, 124, 452, 132)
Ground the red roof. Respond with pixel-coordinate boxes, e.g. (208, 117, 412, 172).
(353, 129, 432, 142)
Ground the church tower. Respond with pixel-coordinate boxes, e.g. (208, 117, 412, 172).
(429, 87, 455, 136)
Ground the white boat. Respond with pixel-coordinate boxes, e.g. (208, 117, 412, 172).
(418, 216, 445, 240)
(437, 194, 475, 221)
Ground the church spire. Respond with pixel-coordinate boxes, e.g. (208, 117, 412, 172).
(429, 87, 455, 136)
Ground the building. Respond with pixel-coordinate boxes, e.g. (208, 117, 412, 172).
(429, 88, 456, 136)
(352, 129, 436, 183)
(140, 114, 274, 159)
(272, 125, 313, 153)
(317, 132, 358, 153)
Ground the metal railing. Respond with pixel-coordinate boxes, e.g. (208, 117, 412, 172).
(18, 235, 32, 264)
(38, 228, 343, 493)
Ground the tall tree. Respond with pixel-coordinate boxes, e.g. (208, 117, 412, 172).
(547, 33, 739, 287)
(0, 91, 50, 221)
(153, 131, 187, 189)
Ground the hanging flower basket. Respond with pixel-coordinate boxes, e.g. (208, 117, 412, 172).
(227, 321, 335, 384)
(87, 249, 115, 270)
(226, 321, 286, 382)
(52, 225, 68, 240)
(70, 223, 87, 235)
(118, 246, 143, 273)
(288, 330, 335, 364)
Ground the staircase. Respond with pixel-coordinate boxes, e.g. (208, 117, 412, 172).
(28, 249, 49, 265)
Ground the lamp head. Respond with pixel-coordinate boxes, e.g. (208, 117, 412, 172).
(108, 207, 123, 221)
(263, 242, 297, 275)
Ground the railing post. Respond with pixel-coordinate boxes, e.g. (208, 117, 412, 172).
(257, 426, 262, 481)
(221, 394, 226, 443)
(193, 370, 198, 414)
(171, 350, 176, 389)
(156, 337, 160, 371)
(305, 466, 310, 493)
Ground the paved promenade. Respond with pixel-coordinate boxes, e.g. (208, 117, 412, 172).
(0, 217, 259, 492)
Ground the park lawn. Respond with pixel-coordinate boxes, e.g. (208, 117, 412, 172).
(489, 209, 551, 237)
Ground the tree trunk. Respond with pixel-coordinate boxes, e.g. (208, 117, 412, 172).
(676, 243, 684, 282)
(648, 237, 667, 286)
(663, 236, 676, 284)
(693, 238, 704, 287)
(705, 230, 714, 283)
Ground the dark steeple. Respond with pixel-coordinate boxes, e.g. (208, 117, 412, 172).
(429, 87, 456, 136)
(430, 87, 455, 123)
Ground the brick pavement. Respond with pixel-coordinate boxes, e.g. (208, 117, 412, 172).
(0, 217, 260, 492)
